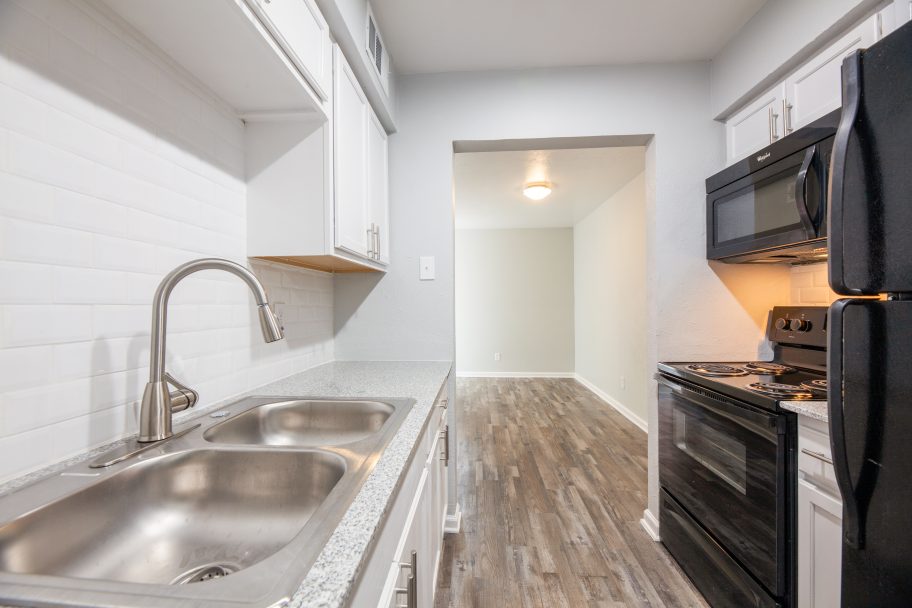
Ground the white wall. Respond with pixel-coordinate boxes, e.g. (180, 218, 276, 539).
(0, 0, 334, 483)
(574, 172, 648, 426)
(333, 63, 793, 521)
(455, 228, 574, 376)
(710, 0, 881, 117)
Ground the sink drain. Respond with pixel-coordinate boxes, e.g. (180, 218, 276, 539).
(171, 563, 240, 585)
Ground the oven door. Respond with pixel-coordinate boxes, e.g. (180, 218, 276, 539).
(707, 138, 832, 261)
(658, 374, 790, 598)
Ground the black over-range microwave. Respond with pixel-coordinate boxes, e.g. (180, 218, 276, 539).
(706, 110, 840, 264)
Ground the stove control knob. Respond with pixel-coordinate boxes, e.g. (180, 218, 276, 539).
(789, 319, 811, 332)
(775, 318, 788, 330)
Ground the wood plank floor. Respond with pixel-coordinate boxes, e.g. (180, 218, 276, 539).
(434, 377, 709, 608)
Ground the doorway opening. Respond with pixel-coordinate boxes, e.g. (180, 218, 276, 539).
(453, 135, 650, 428)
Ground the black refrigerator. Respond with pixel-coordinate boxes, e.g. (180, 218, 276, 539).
(827, 19, 912, 608)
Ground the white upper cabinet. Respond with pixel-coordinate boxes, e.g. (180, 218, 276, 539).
(726, 84, 786, 164)
(724, 10, 888, 165)
(784, 18, 878, 132)
(367, 110, 390, 265)
(334, 47, 371, 258)
(245, 45, 391, 273)
(247, 0, 333, 102)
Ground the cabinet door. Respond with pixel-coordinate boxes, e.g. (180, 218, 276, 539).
(785, 16, 878, 131)
(419, 422, 447, 607)
(333, 47, 370, 258)
(250, 0, 332, 101)
(367, 109, 389, 265)
(725, 84, 786, 164)
(797, 479, 843, 608)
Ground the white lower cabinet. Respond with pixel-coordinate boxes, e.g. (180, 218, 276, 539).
(796, 416, 843, 608)
(349, 388, 449, 608)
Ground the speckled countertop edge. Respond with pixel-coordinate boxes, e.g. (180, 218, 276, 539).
(0, 360, 453, 608)
(780, 400, 828, 422)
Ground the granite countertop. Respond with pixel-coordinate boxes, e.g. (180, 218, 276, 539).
(780, 400, 828, 422)
(0, 360, 452, 608)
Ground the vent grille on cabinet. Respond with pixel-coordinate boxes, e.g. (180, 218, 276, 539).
(367, 12, 384, 78)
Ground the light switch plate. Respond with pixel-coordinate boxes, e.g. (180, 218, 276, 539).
(419, 256, 435, 280)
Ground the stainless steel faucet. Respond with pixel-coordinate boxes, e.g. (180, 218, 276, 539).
(138, 258, 284, 442)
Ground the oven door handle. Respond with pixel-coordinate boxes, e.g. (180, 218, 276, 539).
(795, 144, 818, 239)
(656, 374, 783, 439)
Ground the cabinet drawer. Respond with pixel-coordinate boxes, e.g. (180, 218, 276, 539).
(797, 418, 840, 497)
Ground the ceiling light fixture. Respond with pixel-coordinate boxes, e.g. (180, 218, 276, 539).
(523, 181, 552, 200)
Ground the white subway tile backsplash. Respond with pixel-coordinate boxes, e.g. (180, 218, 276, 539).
(0, 1, 335, 483)
(0, 173, 53, 223)
(1, 304, 93, 347)
(790, 264, 838, 306)
(0, 217, 94, 266)
(0, 261, 54, 303)
(53, 266, 127, 304)
(53, 187, 128, 235)
(0, 345, 53, 392)
(93, 236, 157, 273)
(8, 131, 96, 194)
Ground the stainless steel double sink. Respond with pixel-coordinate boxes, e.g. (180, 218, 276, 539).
(0, 396, 414, 607)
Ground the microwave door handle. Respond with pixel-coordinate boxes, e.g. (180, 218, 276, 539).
(795, 145, 817, 238)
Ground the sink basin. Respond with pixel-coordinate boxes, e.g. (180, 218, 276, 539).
(203, 399, 395, 447)
(0, 449, 345, 585)
(0, 395, 414, 608)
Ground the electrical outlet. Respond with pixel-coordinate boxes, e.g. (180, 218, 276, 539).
(493, 352, 501, 361)
(620, 375, 626, 389)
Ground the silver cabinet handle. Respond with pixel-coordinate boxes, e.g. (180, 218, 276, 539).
(394, 550, 417, 608)
(366, 224, 374, 258)
(441, 424, 449, 465)
(783, 99, 793, 135)
(769, 106, 780, 142)
(373, 224, 381, 260)
(801, 448, 833, 465)
(437, 397, 448, 409)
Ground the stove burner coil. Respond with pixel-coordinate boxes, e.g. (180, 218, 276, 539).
(685, 364, 748, 377)
(747, 382, 814, 399)
(800, 379, 828, 393)
(744, 362, 797, 374)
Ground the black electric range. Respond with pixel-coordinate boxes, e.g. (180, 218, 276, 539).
(657, 306, 828, 608)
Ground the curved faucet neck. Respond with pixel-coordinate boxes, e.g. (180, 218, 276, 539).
(148, 259, 269, 382)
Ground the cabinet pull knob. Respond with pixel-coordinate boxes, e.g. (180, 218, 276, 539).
(801, 447, 833, 465)
(366, 224, 374, 257)
(441, 424, 449, 465)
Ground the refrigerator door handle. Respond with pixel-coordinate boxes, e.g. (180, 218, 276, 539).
(795, 145, 818, 238)
(828, 299, 864, 548)
(828, 52, 863, 295)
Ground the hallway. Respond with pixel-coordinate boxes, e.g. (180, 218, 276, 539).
(434, 378, 708, 607)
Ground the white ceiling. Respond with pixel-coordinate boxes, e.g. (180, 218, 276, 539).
(454, 147, 645, 230)
(372, 0, 767, 75)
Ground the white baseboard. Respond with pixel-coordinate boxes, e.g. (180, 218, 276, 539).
(640, 508, 661, 541)
(574, 374, 648, 433)
(456, 371, 575, 378)
(444, 505, 462, 534)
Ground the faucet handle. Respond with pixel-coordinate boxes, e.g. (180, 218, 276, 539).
(164, 372, 199, 413)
